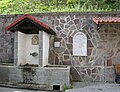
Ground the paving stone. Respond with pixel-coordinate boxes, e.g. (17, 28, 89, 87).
(66, 83, 120, 92)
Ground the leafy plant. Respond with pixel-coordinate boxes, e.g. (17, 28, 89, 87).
(0, 0, 119, 14)
(63, 84, 73, 92)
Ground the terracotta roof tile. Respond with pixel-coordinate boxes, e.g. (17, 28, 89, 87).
(5, 14, 55, 35)
(92, 17, 120, 24)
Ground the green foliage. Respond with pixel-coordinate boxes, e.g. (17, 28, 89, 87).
(63, 84, 73, 92)
(0, 0, 119, 14)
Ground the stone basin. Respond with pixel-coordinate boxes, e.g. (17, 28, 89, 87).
(0, 65, 70, 91)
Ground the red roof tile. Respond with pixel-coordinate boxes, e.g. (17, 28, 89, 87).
(92, 17, 120, 24)
(5, 14, 55, 35)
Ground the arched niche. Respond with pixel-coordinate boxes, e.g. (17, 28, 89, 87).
(32, 35, 39, 45)
(73, 32, 87, 56)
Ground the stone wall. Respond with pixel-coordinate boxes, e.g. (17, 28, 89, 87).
(0, 12, 120, 82)
(0, 66, 70, 90)
(0, 15, 15, 63)
(47, 12, 120, 82)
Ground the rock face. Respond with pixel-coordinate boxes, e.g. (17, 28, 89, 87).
(0, 12, 120, 82)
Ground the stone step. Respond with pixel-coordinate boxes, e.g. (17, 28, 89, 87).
(0, 82, 53, 91)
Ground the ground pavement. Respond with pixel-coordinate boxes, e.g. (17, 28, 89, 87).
(0, 82, 120, 92)
(0, 87, 46, 92)
(66, 82, 120, 92)
(0, 87, 59, 92)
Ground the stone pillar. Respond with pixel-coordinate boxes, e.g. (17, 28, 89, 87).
(14, 31, 18, 66)
(39, 31, 43, 67)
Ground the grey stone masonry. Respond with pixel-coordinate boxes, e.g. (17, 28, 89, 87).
(14, 31, 18, 66)
(0, 12, 120, 82)
(39, 31, 43, 67)
(0, 66, 70, 91)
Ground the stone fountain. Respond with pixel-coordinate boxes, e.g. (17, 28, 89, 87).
(2, 14, 70, 91)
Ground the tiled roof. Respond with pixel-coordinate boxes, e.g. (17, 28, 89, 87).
(92, 17, 120, 24)
(5, 14, 55, 35)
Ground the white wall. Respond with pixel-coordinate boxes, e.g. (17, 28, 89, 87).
(18, 32, 26, 65)
(43, 31, 49, 66)
(17, 31, 49, 66)
(26, 34, 39, 65)
(18, 32, 39, 65)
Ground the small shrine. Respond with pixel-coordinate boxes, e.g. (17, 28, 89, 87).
(5, 14, 55, 66)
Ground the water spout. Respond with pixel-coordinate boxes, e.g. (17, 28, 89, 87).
(30, 52, 38, 56)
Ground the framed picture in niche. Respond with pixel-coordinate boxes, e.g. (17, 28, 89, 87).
(32, 35, 39, 45)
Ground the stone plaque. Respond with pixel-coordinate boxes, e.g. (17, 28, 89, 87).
(73, 32, 87, 56)
(54, 42, 60, 47)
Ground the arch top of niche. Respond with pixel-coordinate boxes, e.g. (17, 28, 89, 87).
(73, 32, 87, 38)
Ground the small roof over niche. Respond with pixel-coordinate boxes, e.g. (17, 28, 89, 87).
(92, 17, 120, 24)
(5, 14, 55, 35)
